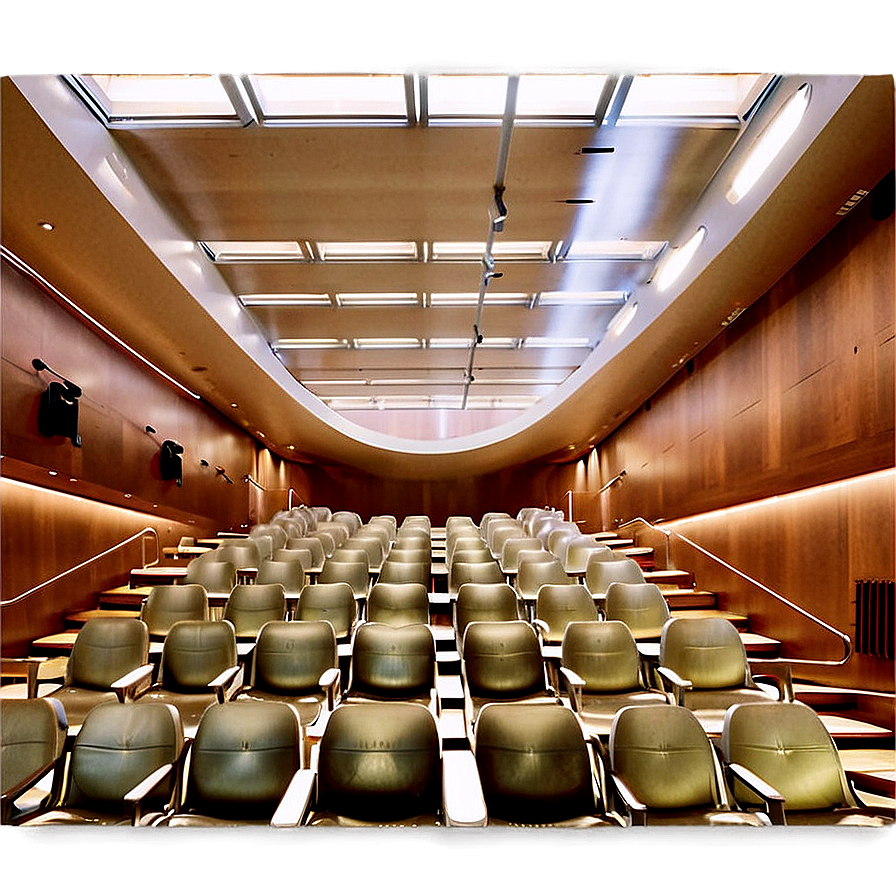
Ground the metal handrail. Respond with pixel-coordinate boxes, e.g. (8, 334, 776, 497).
(617, 516, 852, 666)
(1, 527, 161, 607)
(599, 470, 627, 494)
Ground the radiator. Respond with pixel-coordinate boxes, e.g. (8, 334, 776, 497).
(854, 579, 894, 660)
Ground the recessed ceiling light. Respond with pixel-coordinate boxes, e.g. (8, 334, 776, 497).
(336, 293, 419, 306)
(200, 241, 308, 263)
(564, 240, 666, 261)
(523, 337, 592, 348)
(124, 493, 132, 499)
(537, 291, 627, 306)
(315, 241, 418, 261)
(240, 294, 331, 306)
(431, 241, 553, 261)
(272, 338, 348, 349)
(48, 470, 58, 476)
(429, 293, 529, 306)
(353, 338, 421, 349)
(230, 402, 239, 408)
(38, 221, 54, 231)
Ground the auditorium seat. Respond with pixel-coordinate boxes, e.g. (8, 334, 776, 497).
(332, 510, 363, 535)
(377, 558, 430, 589)
(150, 701, 303, 826)
(546, 525, 581, 558)
(294, 582, 358, 642)
(222, 583, 287, 639)
(214, 540, 262, 570)
(499, 536, 545, 575)
(345, 535, 385, 572)
(584, 555, 646, 606)
(311, 530, 337, 558)
(532, 583, 599, 644)
(559, 621, 669, 738)
(182, 559, 237, 605)
(448, 559, 505, 597)
(453, 583, 525, 652)
(19, 702, 183, 826)
(450, 546, 496, 566)
(43, 617, 152, 729)
(720, 701, 894, 826)
(256, 558, 307, 612)
(286, 537, 326, 573)
(608, 704, 771, 826)
(273, 547, 314, 571)
(474, 703, 620, 827)
(317, 558, 371, 614)
(604, 582, 671, 640)
(367, 582, 430, 626)
(317, 522, 351, 548)
(140, 584, 209, 640)
(1, 697, 67, 824)
(562, 538, 615, 576)
(515, 555, 575, 613)
(656, 617, 791, 733)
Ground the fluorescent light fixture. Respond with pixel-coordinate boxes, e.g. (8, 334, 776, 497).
(336, 293, 420, 306)
(240, 294, 331, 306)
(429, 338, 473, 349)
(368, 378, 458, 386)
(272, 338, 348, 349)
(480, 337, 520, 348)
(473, 376, 567, 386)
(654, 226, 706, 292)
(429, 293, 530, 306)
(515, 74, 608, 118)
(431, 241, 552, 261)
(200, 241, 307, 263)
(302, 379, 369, 386)
(465, 396, 542, 409)
(73, 74, 240, 123)
(522, 336, 592, 348)
(620, 74, 764, 120)
(246, 74, 408, 120)
(608, 301, 638, 336)
(353, 338, 421, 349)
(726, 83, 812, 204)
(316, 241, 418, 261)
(564, 240, 666, 261)
(537, 291, 628, 306)
(426, 74, 508, 118)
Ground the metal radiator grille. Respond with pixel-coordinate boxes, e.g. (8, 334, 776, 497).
(854, 579, 894, 660)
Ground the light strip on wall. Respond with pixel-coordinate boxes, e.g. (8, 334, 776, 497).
(653, 226, 706, 292)
(662, 468, 895, 529)
(1, 246, 201, 400)
(726, 83, 812, 204)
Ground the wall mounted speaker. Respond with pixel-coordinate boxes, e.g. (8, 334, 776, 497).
(160, 439, 184, 486)
(38, 381, 82, 447)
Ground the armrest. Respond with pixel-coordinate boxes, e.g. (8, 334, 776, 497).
(1, 755, 60, 824)
(270, 768, 316, 827)
(124, 762, 174, 826)
(0, 656, 51, 699)
(655, 666, 692, 705)
(442, 750, 487, 827)
(111, 664, 155, 702)
(750, 662, 794, 702)
(559, 666, 585, 713)
(726, 762, 786, 825)
(209, 665, 242, 703)
(611, 773, 648, 826)
(318, 667, 341, 710)
(531, 618, 549, 642)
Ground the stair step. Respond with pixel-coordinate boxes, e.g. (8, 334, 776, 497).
(662, 589, 718, 609)
(840, 749, 896, 798)
(619, 547, 656, 571)
(669, 609, 749, 630)
(792, 682, 860, 712)
(740, 632, 782, 658)
(645, 570, 694, 587)
(31, 631, 80, 655)
(98, 585, 152, 608)
(128, 566, 187, 587)
(820, 714, 894, 749)
(64, 609, 141, 627)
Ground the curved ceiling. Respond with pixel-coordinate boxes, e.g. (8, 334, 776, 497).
(2, 73, 893, 479)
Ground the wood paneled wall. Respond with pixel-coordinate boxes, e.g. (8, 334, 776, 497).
(592, 195, 894, 691)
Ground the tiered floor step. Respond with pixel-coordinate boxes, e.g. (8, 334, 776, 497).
(669, 608, 749, 630)
(840, 749, 896, 800)
(64, 608, 140, 627)
(792, 683, 895, 750)
(661, 589, 718, 609)
(646, 570, 694, 587)
(98, 585, 152, 608)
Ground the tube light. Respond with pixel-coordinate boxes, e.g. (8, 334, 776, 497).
(607, 301, 638, 336)
(726, 83, 811, 204)
(240, 294, 331, 306)
(654, 227, 706, 292)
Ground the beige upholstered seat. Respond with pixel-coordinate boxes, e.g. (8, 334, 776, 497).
(377, 558, 430, 588)
(448, 559, 504, 597)
(318, 557, 370, 604)
(584, 555, 645, 603)
(222, 583, 287, 639)
(367, 582, 430, 626)
(140, 584, 209, 639)
(454, 582, 524, 652)
(294, 582, 357, 641)
(515, 556, 574, 608)
(182, 559, 236, 602)
(604, 582, 671, 640)
(533, 583, 599, 644)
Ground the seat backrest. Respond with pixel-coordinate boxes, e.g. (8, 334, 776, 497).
(501, 537, 546, 573)
(534, 583, 598, 642)
(182, 560, 236, 597)
(295, 583, 357, 639)
(158, 621, 237, 691)
(516, 557, 572, 602)
(721, 702, 855, 811)
(547, 526, 581, 558)
(455, 583, 521, 639)
(563, 539, 614, 573)
(560, 621, 643, 693)
(311, 506, 332, 523)
(659, 617, 750, 690)
(367, 516, 397, 541)
(584, 556, 645, 596)
(346, 536, 384, 569)
(462, 621, 546, 698)
(392, 535, 430, 552)
(348, 623, 436, 699)
(447, 537, 489, 564)
(367, 582, 429, 626)
(180, 701, 301, 820)
(357, 525, 391, 553)
(0, 698, 67, 796)
(490, 525, 527, 559)
(256, 559, 306, 596)
(610, 704, 725, 810)
(377, 559, 430, 588)
(66, 617, 150, 688)
(318, 559, 369, 598)
(448, 560, 504, 596)
(286, 537, 325, 569)
(332, 511, 362, 534)
(450, 548, 495, 566)
(486, 520, 524, 553)
(316, 703, 440, 822)
(141, 584, 209, 638)
(63, 702, 182, 810)
(475, 703, 597, 824)
(604, 582, 670, 638)
(312, 530, 337, 558)
(223, 584, 287, 637)
(214, 541, 262, 569)
(330, 547, 370, 565)
(317, 522, 351, 548)
(273, 548, 314, 569)
(251, 620, 337, 694)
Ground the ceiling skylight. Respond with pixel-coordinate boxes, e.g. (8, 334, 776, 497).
(537, 291, 628, 305)
(70, 74, 241, 124)
(429, 293, 530, 306)
(353, 338, 422, 349)
(426, 74, 509, 119)
(563, 240, 666, 261)
(515, 74, 609, 118)
(316, 241, 419, 261)
(431, 241, 553, 261)
(272, 338, 348, 349)
(245, 74, 409, 121)
(336, 293, 420, 306)
(523, 337, 593, 348)
(240, 294, 332, 306)
(200, 241, 308, 262)
(619, 74, 765, 120)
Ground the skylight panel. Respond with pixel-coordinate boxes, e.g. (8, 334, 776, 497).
(618, 74, 764, 120)
(353, 338, 422, 349)
(563, 240, 666, 261)
(246, 74, 409, 120)
(522, 336, 593, 348)
(240, 293, 331, 306)
(316, 241, 419, 261)
(429, 338, 474, 349)
(74, 74, 240, 123)
(336, 293, 420, 306)
(537, 291, 628, 305)
(200, 241, 308, 262)
(426, 74, 509, 118)
(429, 293, 530, 306)
(272, 338, 348, 349)
(515, 74, 608, 118)
(430, 241, 553, 261)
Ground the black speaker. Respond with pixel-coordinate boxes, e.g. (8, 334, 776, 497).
(38, 381, 82, 447)
(159, 439, 184, 487)
(870, 170, 894, 221)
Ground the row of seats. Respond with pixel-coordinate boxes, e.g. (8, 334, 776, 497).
(5, 690, 887, 827)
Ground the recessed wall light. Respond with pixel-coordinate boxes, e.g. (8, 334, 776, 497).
(48, 470, 58, 476)
(39, 221, 55, 231)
